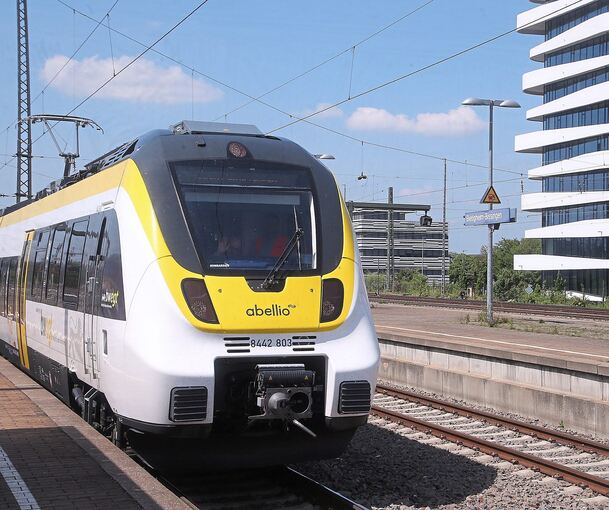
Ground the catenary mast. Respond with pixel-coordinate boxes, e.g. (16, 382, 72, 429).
(16, 0, 32, 203)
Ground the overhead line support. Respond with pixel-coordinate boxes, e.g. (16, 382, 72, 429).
(16, 0, 32, 203)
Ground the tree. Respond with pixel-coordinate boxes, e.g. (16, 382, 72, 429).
(449, 238, 541, 301)
(449, 252, 485, 296)
(492, 238, 541, 301)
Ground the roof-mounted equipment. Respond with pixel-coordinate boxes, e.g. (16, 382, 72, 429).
(171, 120, 262, 136)
(26, 114, 103, 177)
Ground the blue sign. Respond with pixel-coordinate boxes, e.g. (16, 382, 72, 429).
(464, 208, 517, 226)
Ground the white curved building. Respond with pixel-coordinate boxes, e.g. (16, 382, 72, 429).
(514, 0, 609, 300)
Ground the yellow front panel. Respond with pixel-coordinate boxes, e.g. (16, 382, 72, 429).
(120, 159, 358, 334)
(205, 276, 321, 333)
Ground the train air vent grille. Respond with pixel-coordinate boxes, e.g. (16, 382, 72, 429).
(85, 140, 137, 173)
(291, 335, 316, 352)
(338, 381, 371, 414)
(170, 387, 208, 422)
(224, 337, 251, 353)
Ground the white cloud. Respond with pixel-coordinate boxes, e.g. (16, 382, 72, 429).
(300, 102, 343, 119)
(346, 106, 485, 137)
(42, 55, 223, 104)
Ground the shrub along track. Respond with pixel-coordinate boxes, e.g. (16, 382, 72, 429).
(370, 294, 609, 321)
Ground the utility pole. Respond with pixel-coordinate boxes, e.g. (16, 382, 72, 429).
(386, 187, 394, 292)
(16, 0, 32, 203)
(441, 158, 447, 296)
(462, 97, 520, 323)
(487, 103, 495, 323)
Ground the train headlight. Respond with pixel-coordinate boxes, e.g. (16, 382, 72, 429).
(181, 279, 219, 324)
(320, 278, 344, 323)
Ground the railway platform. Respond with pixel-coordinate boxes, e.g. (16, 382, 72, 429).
(0, 357, 189, 510)
(373, 303, 609, 438)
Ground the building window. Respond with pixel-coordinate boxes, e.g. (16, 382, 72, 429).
(543, 101, 609, 130)
(545, 33, 609, 67)
(542, 170, 609, 192)
(542, 135, 609, 165)
(544, 67, 609, 103)
(542, 202, 609, 227)
(545, 1, 609, 40)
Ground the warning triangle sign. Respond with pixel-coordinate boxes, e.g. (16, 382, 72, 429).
(481, 185, 501, 204)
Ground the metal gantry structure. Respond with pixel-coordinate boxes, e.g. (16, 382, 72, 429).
(16, 0, 32, 203)
(345, 199, 432, 292)
(387, 186, 394, 291)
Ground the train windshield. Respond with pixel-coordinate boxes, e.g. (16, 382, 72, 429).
(172, 162, 317, 273)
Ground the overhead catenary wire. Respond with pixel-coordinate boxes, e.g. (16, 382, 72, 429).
(0, 0, 121, 143)
(0, 0, 213, 178)
(55, 0, 526, 178)
(2, 0, 587, 192)
(265, 0, 589, 135)
(214, 0, 435, 121)
(353, 158, 609, 204)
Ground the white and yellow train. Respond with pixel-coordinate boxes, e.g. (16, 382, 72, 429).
(0, 121, 379, 468)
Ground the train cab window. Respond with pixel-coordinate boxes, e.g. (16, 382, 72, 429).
(63, 220, 88, 308)
(7, 258, 17, 319)
(31, 229, 51, 300)
(172, 162, 317, 274)
(46, 225, 67, 304)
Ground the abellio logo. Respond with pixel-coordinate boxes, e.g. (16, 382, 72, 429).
(246, 304, 294, 317)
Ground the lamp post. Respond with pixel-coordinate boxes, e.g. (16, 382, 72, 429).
(461, 97, 520, 323)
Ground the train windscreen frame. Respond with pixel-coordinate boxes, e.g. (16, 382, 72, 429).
(172, 160, 319, 276)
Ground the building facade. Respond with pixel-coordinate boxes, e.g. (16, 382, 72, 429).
(352, 208, 449, 284)
(515, 0, 609, 300)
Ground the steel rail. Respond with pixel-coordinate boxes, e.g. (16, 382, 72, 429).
(135, 459, 366, 510)
(376, 384, 609, 458)
(370, 294, 609, 321)
(282, 466, 368, 510)
(372, 390, 609, 496)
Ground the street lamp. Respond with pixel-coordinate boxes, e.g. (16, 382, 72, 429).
(313, 154, 335, 160)
(461, 97, 521, 323)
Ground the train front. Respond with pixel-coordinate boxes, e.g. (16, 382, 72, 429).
(120, 122, 379, 469)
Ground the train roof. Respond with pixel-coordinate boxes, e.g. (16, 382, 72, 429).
(0, 120, 317, 219)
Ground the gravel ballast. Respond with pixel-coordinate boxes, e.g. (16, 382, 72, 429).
(295, 420, 604, 509)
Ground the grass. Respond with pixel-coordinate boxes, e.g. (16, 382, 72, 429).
(466, 313, 609, 340)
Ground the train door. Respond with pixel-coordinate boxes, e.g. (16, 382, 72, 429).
(83, 217, 105, 384)
(16, 231, 34, 370)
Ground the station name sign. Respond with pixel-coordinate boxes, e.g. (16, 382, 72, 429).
(464, 208, 517, 226)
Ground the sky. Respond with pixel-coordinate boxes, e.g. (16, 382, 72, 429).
(0, 0, 545, 253)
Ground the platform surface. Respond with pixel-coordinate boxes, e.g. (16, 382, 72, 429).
(0, 357, 189, 510)
(373, 303, 609, 376)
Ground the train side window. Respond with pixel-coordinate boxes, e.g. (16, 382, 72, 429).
(63, 220, 88, 308)
(99, 211, 125, 320)
(0, 259, 5, 317)
(7, 258, 17, 319)
(30, 229, 51, 301)
(46, 225, 67, 305)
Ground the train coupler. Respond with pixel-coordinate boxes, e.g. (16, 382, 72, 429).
(248, 364, 317, 437)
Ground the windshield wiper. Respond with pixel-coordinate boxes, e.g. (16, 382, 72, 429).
(261, 228, 304, 289)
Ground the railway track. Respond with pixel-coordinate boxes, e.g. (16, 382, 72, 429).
(370, 294, 609, 321)
(372, 383, 609, 497)
(134, 458, 366, 510)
